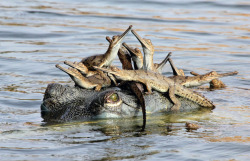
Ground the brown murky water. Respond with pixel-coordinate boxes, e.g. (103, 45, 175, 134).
(0, 0, 249, 160)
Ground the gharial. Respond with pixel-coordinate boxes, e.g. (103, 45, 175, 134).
(41, 25, 238, 123)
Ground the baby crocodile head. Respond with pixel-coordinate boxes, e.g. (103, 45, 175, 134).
(122, 42, 143, 69)
(131, 29, 154, 54)
(109, 25, 133, 50)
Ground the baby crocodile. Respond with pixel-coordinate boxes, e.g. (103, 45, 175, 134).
(55, 64, 111, 91)
(94, 66, 215, 111)
(170, 71, 238, 87)
(166, 55, 238, 87)
(131, 29, 156, 72)
(81, 25, 132, 69)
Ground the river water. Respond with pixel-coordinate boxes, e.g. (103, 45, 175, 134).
(0, 0, 249, 160)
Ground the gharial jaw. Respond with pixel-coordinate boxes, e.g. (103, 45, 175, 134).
(131, 29, 155, 71)
(99, 25, 133, 67)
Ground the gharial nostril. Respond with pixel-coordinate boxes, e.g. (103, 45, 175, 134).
(41, 103, 50, 112)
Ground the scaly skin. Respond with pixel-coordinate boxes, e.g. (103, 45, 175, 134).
(169, 71, 238, 87)
(131, 29, 156, 72)
(94, 66, 215, 111)
(81, 25, 132, 69)
(55, 64, 110, 91)
(41, 83, 205, 122)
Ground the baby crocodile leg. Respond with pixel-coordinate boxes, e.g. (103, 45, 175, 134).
(168, 84, 181, 111)
(131, 29, 156, 72)
(55, 64, 101, 91)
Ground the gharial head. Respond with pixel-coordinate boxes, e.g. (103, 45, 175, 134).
(109, 25, 133, 48)
(41, 83, 140, 122)
(131, 29, 154, 52)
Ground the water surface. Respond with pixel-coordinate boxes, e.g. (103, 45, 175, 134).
(0, 0, 250, 160)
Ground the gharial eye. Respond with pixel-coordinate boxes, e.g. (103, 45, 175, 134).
(104, 92, 121, 104)
(108, 93, 119, 102)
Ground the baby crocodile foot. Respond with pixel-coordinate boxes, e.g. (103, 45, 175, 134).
(55, 64, 102, 91)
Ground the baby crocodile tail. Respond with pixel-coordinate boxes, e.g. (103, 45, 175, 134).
(174, 85, 215, 108)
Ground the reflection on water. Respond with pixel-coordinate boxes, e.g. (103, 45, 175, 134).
(0, 0, 250, 160)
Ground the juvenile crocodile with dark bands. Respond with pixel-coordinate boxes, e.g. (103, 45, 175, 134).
(94, 66, 215, 111)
